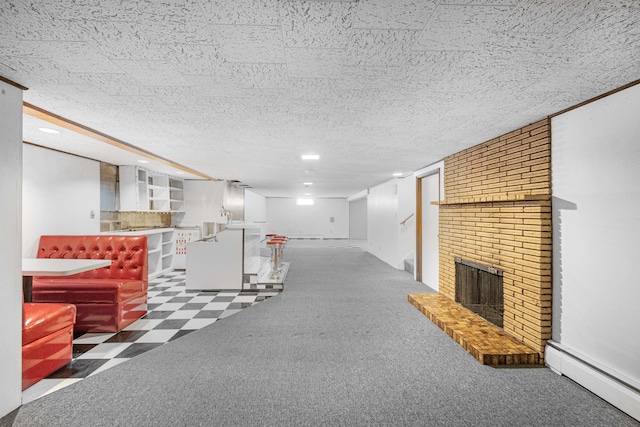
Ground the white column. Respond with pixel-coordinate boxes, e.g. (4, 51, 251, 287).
(0, 79, 24, 416)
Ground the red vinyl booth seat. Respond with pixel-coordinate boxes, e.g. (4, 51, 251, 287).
(32, 235, 148, 333)
(22, 302, 76, 390)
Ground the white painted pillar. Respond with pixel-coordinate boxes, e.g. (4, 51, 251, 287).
(0, 79, 24, 416)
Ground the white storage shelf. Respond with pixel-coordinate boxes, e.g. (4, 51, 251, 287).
(169, 178, 184, 212)
(161, 237, 174, 271)
(119, 166, 184, 213)
(102, 228, 175, 279)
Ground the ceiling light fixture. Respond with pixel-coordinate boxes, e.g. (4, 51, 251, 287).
(137, 159, 150, 164)
(303, 182, 313, 186)
(393, 172, 403, 177)
(301, 154, 320, 160)
(38, 127, 60, 134)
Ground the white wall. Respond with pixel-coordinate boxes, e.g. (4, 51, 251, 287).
(179, 180, 226, 228)
(22, 145, 100, 257)
(348, 197, 367, 239)
(244, 189, 267, 223)
(266, 198, 348, 238)
(0, 81, 24, 417)
(367, 180, 400, 268)
(366, 176, 416, 270)
(549, 83, 640, 419)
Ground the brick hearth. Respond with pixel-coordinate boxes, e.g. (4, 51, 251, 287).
(409, 293, 539, 365)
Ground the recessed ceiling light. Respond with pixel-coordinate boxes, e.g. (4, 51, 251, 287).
(301, 154, 320, 160)
(137, 160, 150, 164)
(303, 182, 313, 186)
(38, 127, 60, 134)
(393, 172, 403, 177)
(175, 171, 185, 175)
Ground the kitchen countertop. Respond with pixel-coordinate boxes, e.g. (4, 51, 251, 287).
(224, 222, 265, 229)
(101, 227, 175, 234)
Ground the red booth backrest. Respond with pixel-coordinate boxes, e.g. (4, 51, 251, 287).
(36, 235, 148, 281)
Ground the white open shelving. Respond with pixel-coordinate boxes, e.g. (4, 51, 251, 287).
(119, 166, 184, 213)
(169, 178, 184, 212)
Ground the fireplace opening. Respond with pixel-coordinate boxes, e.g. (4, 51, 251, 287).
(455, 258, 504, 327)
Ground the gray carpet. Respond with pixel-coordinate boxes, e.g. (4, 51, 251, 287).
(3, 247, 639, 426)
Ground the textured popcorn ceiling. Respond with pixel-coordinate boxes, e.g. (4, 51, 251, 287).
(2, 1, 639, 197)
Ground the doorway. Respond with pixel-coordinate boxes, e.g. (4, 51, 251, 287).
(349, 197, 367, 240)
(416, 171, 440, 290)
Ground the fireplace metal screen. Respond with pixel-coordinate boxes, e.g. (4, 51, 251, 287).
(454, 258, 504, 327)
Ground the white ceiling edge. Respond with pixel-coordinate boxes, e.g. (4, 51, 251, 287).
(22, 114, 206, 180)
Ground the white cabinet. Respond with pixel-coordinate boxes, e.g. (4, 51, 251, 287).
(169, 178, 184, 212)
(186, 229, 244, 290)
(119, 166, 184, 212)
(145, 228, 175, 278)
(143, 228, 176, 278)
(148, 174, 169, 211)
(119, 166, 148, 212)
(161, 230, 174, 272)
(185, 224, 266, 291)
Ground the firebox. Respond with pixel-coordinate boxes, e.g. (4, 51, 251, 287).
(454, 258, 504, 327)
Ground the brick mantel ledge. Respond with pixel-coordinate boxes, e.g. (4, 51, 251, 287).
(432, 193, 550, 206)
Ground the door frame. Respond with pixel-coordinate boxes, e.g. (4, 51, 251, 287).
(415, 168, 441, 284)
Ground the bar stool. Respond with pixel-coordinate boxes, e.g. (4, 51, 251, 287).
(272, 236, 287, 259)
(266, 240, 283, 278)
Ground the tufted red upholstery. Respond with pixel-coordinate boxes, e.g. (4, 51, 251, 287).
(22, 302, 76, 390)
(36, 235, 147, 281)
(32, 235, 148, 333)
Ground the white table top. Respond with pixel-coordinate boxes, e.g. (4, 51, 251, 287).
(22, 258, 112, 276)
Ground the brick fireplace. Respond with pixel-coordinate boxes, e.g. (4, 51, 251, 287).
(429, 119, 552, 360)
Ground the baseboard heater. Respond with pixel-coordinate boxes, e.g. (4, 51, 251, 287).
(545, 341, 640, 421)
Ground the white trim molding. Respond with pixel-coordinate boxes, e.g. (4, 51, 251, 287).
(545, 341, 640, 421)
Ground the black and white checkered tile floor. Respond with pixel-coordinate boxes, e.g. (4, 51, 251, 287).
(23, 271, 279, 403)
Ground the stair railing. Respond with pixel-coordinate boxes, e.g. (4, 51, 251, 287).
(400, 212, 415, 226)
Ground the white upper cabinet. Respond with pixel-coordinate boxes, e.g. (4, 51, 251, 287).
(119, 166, 184, 212)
